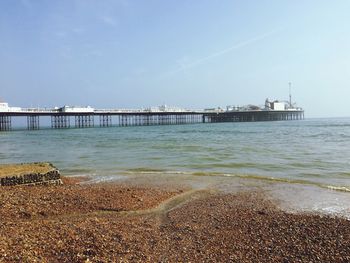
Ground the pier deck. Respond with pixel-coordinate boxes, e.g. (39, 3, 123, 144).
(0, 108, 304, 131)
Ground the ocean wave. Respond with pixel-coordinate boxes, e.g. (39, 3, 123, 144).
(325, 186, 350, 192)
(61, 164, 350, 193)
(79, 175, 125, 184)
(206, 173, 350, 192)
(125, 167, 169, 173)
(338, 172, 350, 177)
(122, 168, 350, 193)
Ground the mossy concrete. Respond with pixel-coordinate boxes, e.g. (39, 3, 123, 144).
(0, 162, 62, 186)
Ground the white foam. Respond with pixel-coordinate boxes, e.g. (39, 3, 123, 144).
(79, 174, 126, 184)
(326, 185, 350, 192)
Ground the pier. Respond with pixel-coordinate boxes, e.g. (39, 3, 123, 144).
(0, 107, 304, 131)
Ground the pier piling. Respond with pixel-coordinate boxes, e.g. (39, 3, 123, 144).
(75, 115, 94, 128)
(51, 115, 70, 129)
(27, 116, 39, 130)
(0, 116, 11, 131)
(99, 115, 112, 127)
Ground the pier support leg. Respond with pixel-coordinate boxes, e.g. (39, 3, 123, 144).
(0, 116, 11, 131)
(27, 116, 39, 130)
(51, 115, 70, 129)
(120, 115, 126, 127)
(75, 115, 94, 128)
(99, 115, 112, 127)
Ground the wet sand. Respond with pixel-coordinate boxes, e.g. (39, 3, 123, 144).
(0, 177, 349, 262)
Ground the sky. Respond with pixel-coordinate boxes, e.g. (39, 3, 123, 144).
(0, 0, 349, 118)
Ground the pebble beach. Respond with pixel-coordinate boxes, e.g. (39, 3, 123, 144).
(0, 177, 349, 262)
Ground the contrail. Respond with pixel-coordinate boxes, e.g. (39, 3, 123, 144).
(161, 28, 283, 78)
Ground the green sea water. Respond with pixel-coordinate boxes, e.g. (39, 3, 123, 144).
(1, 118, 350, 191)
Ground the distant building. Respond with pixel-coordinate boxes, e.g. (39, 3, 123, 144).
(0, 101, 21, 112)
(204, 107, 224, 112)
(59, 106, 94, 113)
(146, 105, 186, 112)
(265, 99, 286, 111)
(270, 102, 285, 111)
(226, 105, 241, 112)
(0, 102, 9, 112)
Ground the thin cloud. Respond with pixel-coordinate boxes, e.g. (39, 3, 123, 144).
(72, 27, 86, 34)
(100, 15, 118, 27)
(59, 45, 73, 59)
(161, 28, 283, 78)
(20, 0, 32, 9)
(54, 31, 67, 38)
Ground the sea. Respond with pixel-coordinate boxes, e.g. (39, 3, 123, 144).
(1, 118, 350, 217)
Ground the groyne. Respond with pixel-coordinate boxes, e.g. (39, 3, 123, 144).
(0, 163, 62, 186)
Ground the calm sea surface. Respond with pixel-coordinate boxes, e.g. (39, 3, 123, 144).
(1, 118, 350, 191)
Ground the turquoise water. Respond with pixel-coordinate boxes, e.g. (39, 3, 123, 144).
(1, 118, 350, 190)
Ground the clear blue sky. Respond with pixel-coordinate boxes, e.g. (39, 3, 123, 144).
(0, 0, 349, 117)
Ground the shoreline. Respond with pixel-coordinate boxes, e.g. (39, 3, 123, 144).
(0, 177, 349, 262)
(77, 171, 350, 220)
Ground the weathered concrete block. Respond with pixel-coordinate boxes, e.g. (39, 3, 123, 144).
(0, 162, 62, 186)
